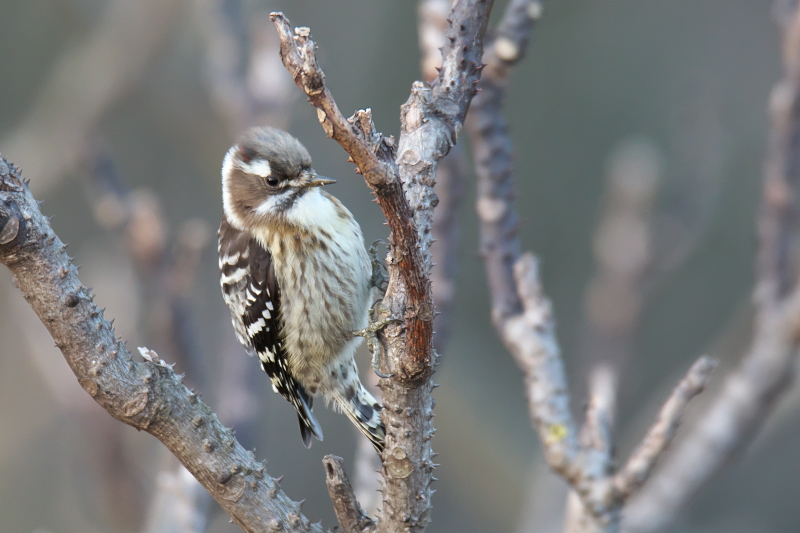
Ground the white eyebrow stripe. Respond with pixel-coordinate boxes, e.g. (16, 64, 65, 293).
(239, 159, 272, 177)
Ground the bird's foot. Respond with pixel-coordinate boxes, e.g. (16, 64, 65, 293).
(353, 304, 402, 379)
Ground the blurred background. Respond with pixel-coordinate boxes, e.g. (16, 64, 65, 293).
(0, 0, 793, 532)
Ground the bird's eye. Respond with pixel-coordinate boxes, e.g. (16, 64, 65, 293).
(267, 177, 279, 187)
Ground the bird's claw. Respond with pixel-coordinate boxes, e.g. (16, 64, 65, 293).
(373, 367, 394, 379)
(353, 311, 402, 379)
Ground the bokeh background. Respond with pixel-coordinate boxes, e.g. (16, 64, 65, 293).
(0, 0, 794, 532)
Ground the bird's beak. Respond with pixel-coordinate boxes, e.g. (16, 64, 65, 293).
(305, 175, 336, 188)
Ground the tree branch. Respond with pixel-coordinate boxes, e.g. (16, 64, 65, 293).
(270, 4, 494, 532)
(507, 254, 581, 475)
(563, 366, 617, 533)
(0, 159, 320, 533)
(269, 14, 395, 190)
(467, 2, 714, 531)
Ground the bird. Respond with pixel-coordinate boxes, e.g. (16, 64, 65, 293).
(218, 126, 386, 451)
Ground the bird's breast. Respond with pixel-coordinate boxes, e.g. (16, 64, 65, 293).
(253, 203, 371, 374)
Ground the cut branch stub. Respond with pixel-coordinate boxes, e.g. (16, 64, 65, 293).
(323, 455, 376, 533)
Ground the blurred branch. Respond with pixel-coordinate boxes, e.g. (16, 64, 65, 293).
(611, 358, 716, 502)
(196, 0, 296, 133)
(466, 2, 714, 531)
(84, 151, 214, 532)
(623, 5, 800, 531)
(270, 4, 493, 532)
(504, 243, 713, 533)
(142, 457, 210, 533)
(467, 0, 538, 330)
(1, 0, 183, 194)
(0, 159, 322, 533)
(579, 140, 661, 378)
(85, 151, 211, 388)
(429, 147, 466, 354)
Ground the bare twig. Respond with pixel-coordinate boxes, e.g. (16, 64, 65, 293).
(0, 159, 321, 533)
(270, 4, 494, 532)
(323, 456, 376, 533)
(508, 256, 715, 532)
(612, 357, 715, 502)
(467, 0, 540, 329)
(506, 254, 580, 475)
(562, 365, 617, 533)
(623, 6, 800, 531)
(1, 0, 183, 194)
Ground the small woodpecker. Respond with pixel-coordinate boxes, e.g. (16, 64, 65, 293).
(218, 126, 386, 451)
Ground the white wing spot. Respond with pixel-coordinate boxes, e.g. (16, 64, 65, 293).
(219, 253, 241, 266)
(247, 318, 266, 337)
(220, 268, 247, 285)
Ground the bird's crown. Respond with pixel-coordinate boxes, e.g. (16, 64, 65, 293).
(233, 126, 313, 186)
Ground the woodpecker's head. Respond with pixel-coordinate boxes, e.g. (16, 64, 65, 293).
(222, 126, 336, 229)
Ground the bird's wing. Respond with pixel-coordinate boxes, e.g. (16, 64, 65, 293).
(218, 217, 322, 446)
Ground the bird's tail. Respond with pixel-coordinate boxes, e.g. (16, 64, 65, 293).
(295, 386, 323, 448)
(335, 383, 385, 452)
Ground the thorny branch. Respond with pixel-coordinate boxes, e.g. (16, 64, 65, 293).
(271, 3, 493, 532)
(467, 1, 714, 531)
(352, 0, 472, 510)
(623, 4, 800, 531)
(0, 159, 321, 533)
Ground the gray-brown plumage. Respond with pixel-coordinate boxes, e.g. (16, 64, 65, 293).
(218, 126, 385, 450)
